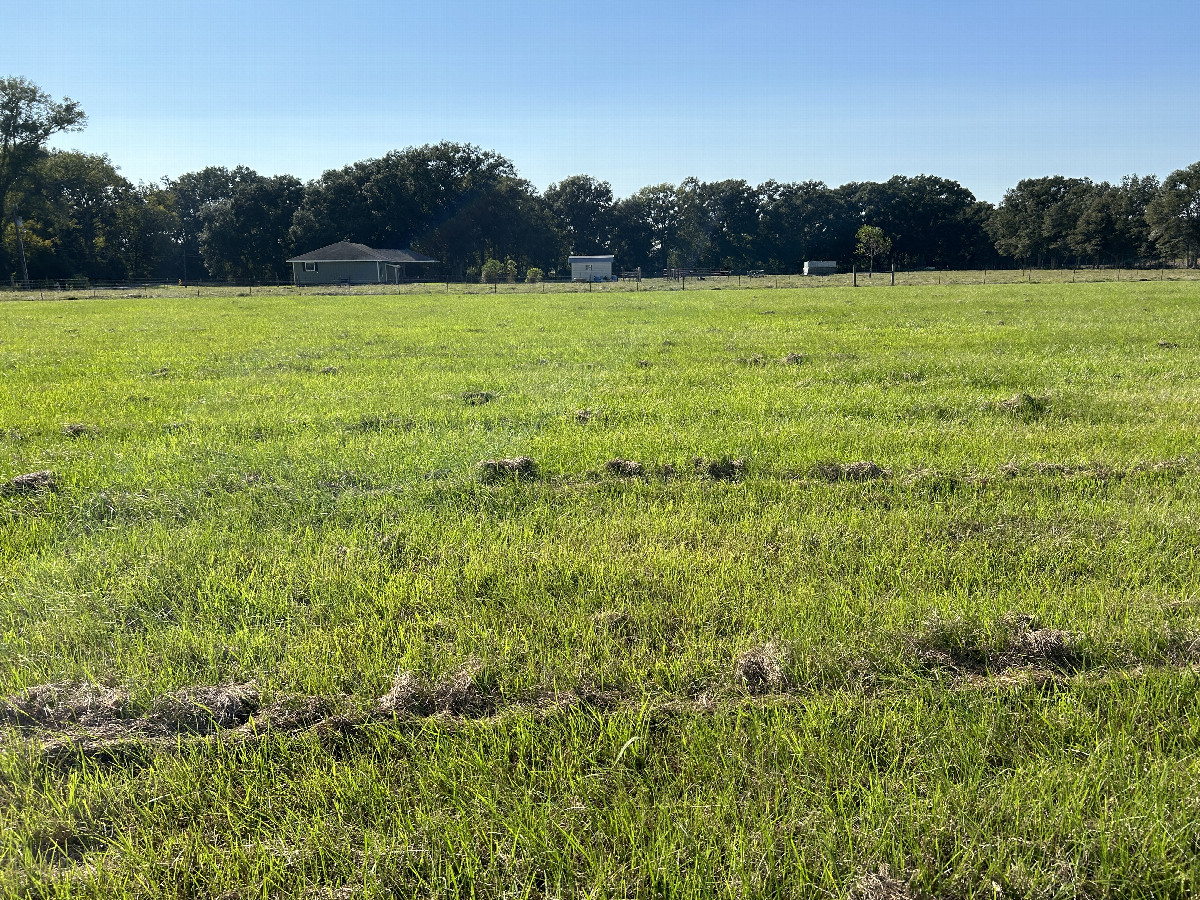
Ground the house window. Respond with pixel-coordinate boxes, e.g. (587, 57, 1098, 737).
(304, 262, 318, 272)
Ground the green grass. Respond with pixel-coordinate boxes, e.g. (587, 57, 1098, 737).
(2, 281, 1200, 897)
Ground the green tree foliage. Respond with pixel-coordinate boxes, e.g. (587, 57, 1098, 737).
(524, 266, 544, 283)
(289, 142, 558, 280)
(480, 258, 504, 284)
(0, 76, 86, 277)
(0, 77, 85, 221)
(611, 184, 679, 273)
(855, 225, 891, 275)
(544, 174, 614, 261)
(1147, 162, 1200, 267)
(198, 170, 302, 282)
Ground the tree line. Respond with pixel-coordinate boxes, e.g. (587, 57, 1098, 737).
(3, 77, 1199, 286)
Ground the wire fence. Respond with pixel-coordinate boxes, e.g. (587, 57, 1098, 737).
(3, 266, 1199, 302)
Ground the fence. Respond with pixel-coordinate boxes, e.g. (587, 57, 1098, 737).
(3, 266, 1199, 302)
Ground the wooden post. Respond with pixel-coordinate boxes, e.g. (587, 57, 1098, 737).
(890, 262, 895, 286)
(853, 265, 857, 287)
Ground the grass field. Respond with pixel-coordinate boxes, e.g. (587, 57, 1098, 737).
(2, 281, 1199, 898)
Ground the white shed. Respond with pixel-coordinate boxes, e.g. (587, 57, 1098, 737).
(569, 255, 614, 282)
(803, 260, 838, 276)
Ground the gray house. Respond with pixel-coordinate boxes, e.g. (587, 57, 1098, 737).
(287, 241, 437, 285)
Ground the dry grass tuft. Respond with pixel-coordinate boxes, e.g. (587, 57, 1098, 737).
(1157, 340, 1179, 349)
(1000, 392, 1050, 417)
(913, 613, 1080, 673)
(1, 681, 129, 728)
(782, 352, 806, 365)
(636, 359, 651, 368)
(1, 470, 57, 496)
(695, 456, 745, 481)
(319, 366, 340, 375)
(574, 408, 595, 423)
(852, 865, 920, 900)
(144, 683, 259, 735)
(377, 663, 487, 717)
(477, 456, 538, 482)
(61, 423, 96, 437)
(605, 458, 645, 478)
(462, 390, 495, 405)
(734, 644, 787, 695)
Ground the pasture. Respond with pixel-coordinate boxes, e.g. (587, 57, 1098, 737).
(2, 281, 1200, 897)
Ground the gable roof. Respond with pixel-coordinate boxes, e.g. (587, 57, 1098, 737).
(287, 241, 437, 264)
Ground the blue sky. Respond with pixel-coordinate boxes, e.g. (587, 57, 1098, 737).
(4, 0, 1197, 202)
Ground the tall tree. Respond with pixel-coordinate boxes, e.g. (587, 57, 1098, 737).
(0, 77, 86, 223)
(544, 174, 614, 261)
(855, 225, 891, 276)
(1147, 161, 1200, 267)
(199, 170, 303, 282)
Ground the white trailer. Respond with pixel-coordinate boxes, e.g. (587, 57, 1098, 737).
(803, 260, 838, 276)
(569, 255, 615, 282)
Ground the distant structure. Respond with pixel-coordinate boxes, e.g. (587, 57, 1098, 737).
(803, 260, 837, 276)
(288, 241, 437, 285)
(569, 254, 615, 282)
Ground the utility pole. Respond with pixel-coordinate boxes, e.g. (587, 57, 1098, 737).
(14, 217, 30, 289)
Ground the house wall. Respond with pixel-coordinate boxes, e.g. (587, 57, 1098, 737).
(292, 261, 382, 285)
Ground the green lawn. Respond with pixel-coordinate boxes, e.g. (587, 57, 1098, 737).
(2, 282, 1199, 898)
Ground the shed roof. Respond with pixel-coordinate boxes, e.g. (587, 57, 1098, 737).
(287, 241, 437, 264)
(568, 255, 615, 262)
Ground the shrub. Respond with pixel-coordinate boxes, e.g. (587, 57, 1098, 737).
(525, 267, 544, 283)
(480, 259, 505, 284)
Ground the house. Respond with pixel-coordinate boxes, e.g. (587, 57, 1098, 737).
(287, 241, 437, 285)
(803, 260, 837, 276)
(569, 254, 615, 282)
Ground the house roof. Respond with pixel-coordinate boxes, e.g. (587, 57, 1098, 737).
(287, 241, 437, 264)
(568, 255, 615, 262)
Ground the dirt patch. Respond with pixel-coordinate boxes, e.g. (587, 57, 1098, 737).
(812, 461, 890, 482)
(695, 456, 745, 481)
(376, 663, 487, 718)
(1, 681, 129, 728)
(782, 352, 806, 365)
(61, 423, 96, 437)
(477, 456, 538, 482)
(999, 392, 1050, 418)
(606, 458, 645, 478)
(462, 390, 495, 405)
(735, 644, 787, 695)
(144, 683, 259, 735)
(1, 470, 57, 496)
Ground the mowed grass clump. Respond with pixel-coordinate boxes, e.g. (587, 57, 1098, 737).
(2, 281, 1200, 896)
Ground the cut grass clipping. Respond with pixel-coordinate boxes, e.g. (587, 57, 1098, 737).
(2, 280, 1200, 897)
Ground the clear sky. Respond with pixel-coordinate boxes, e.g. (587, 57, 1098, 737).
(4, 0, 1197, 203)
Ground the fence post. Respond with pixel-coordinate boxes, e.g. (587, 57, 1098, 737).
(890, 263, 895, 286)
(853, 266, 857, 287)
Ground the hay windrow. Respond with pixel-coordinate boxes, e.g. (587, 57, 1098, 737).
(605, 458, 645, 478)
(477, 456, 538, 482)
(1, 469, 57, 496)
(735, 644, 788, 695)
(695, 456, 745, 481)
